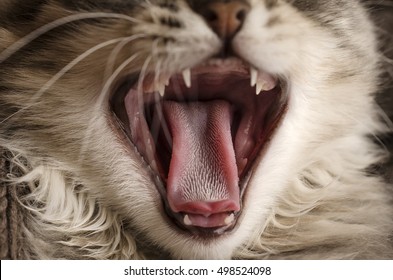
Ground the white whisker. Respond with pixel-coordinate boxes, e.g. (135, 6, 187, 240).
(104, 35, 147, 80)
(78, 52, 142, 161)
(1, 35, 145, 125)
(0, 12, 141, 63)
(99, 53, 142, 108)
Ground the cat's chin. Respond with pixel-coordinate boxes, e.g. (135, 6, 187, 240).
(110, 57, 288, 237)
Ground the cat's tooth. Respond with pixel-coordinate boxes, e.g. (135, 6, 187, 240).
(158, 83, 165, 97)
(154, 78, 166, 97)
(225, 213, 235, 225)
(182, 68, 192, 88)
(250, 67, 258, 87)
(183, 214, 192, 226)
(256, 79, 275, 95)
(256, 81, 264, 95)
(165, 76, 170, 86)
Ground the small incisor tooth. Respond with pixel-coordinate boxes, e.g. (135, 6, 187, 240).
(184, 214, 192, 226)
(182, 68, 192, 88)
(154, 76, 166, 96)
(158, 83, 165, 97)
(225, 213, 235, 225)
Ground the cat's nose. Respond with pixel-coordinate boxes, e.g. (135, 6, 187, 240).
(200, 1, 250, 40)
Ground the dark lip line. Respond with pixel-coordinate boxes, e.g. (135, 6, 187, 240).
(108, 60, 289, 238)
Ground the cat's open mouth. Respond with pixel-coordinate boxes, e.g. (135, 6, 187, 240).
(111, 58, 287, 236)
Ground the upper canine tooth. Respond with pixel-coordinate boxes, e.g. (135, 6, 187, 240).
(256, 81, 275, 95)
(250, 67, 258, 87)
(256, 81, 265, 95)
(182, 68, 192, 88)
(255, 72, 277, 95)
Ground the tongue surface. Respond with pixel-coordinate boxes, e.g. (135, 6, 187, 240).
(163, 100, 240, 222)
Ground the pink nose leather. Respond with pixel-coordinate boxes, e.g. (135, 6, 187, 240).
(200, 1, 250, 39)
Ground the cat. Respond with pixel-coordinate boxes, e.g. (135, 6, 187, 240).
(0, 0, 392, 259)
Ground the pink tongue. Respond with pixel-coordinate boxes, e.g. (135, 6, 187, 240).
(163, 100, 240, 225)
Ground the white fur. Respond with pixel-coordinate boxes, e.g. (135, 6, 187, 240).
(1, 0, 392, 259)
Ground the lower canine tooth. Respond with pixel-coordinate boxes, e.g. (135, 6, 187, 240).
(182, 68, 191, 88)
(184, 214, 192, 226)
